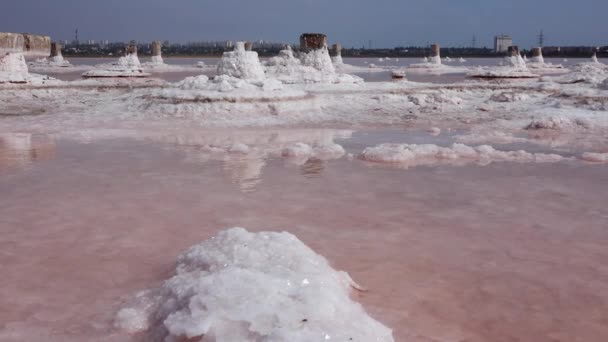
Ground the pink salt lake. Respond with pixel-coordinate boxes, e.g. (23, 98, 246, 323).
(1, 129, 607, 342)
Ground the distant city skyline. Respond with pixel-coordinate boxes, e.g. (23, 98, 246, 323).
(2, 0, 607, 48)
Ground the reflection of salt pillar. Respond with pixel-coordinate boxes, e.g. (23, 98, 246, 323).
(151, 40, 163, 64)
(244, 42, 253, 51)
(430, 43, 441, 64)
(50, 43, 62, 58)
(331, 43, 343, 64)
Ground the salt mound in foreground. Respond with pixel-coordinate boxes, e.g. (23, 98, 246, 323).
(115, 227, 394, 342)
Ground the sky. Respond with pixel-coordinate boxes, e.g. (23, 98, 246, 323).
(1, 0, 607, 48)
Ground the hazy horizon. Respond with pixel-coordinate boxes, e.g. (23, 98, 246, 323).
(2, 0, 607, 48)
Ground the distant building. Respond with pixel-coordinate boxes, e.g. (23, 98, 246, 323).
(494, 35, 512, 53)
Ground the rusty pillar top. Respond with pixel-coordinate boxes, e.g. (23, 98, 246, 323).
(430, 44, 440, 57)
(299, 33, 328, 51)
(532, 47, 542, 57)
(244, 42, 253, 51)
(508, 46, 520, 57)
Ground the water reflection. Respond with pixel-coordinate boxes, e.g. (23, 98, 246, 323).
(300, 158, 325, 177)
(144, 128, 353, 192)
(222, 155, 265, 193)
(0, 133, 56, 170)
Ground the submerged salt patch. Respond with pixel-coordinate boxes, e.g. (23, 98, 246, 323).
(359, 143, 566, 167)
(115, 228, 393, 341)
(525, 116, 591, 130)
(282, 142, 345, 160)
(581, 152, 608, 163)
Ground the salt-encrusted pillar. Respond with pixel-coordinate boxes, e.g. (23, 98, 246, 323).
(508, 45, 520, 57)
(126, 44, 137, 56)
(150, 40, 164, 64)
(0, 32, 25, 54)
(506, 46, 526, 68)
(298, 33, 334, 73)
(429, 43, 441, 64)
(530, 47, 544, 64)
(330, 43, 342, 57)
(50, 43, 62, 58)
(22, 34, 51, 57)
(1, 32, 50, 57)
(244, 42, 253, 51)
(217, 41, 265, 79)
(331, 43, 343, 65)
(151, 41, 162, 57)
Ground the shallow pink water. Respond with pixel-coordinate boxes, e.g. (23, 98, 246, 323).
(1, 131, 608, 341)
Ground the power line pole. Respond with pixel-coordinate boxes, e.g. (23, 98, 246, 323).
(471, 35, 477, 48)
(538, 30, 545, 47)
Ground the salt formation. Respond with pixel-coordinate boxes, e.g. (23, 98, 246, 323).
(468, 46, 539, 78)
(0, 52, 55, 84)
(217, 41, 265, 80)
(530, 47, 544, 64)
(298, 46, 336, 74)
(30, 43, 71, 68)
(265, 34, 362, 84)
(391, 69, 407, 79)
(503, 46, 526, 68)
(408, 44, 442, 69)
(166, 75, 283, 92)
(0, 32, 56, 83)
(429, 44, 441, 65)
(359, 143, 565, 168)
(48, 43, 69, 66)
(149, 41, 164, 65)
(1, 32, 51, 57)
(526, 47, 564, 71)
(330, 43, 343, 65)
(525, 116, 590, 131)
(591, 52, 599, 64)
(82, 45, 149, 78)
(281, 142, 346, 164)
(581, 152, 608, 163)
(0, 32, 25, 54)
(115, 227, 394, 341)
(556, 59, 608, 85)
(0, 52, 29, 83)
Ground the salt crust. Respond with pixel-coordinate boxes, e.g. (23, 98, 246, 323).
(115, 227, 394, 341)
